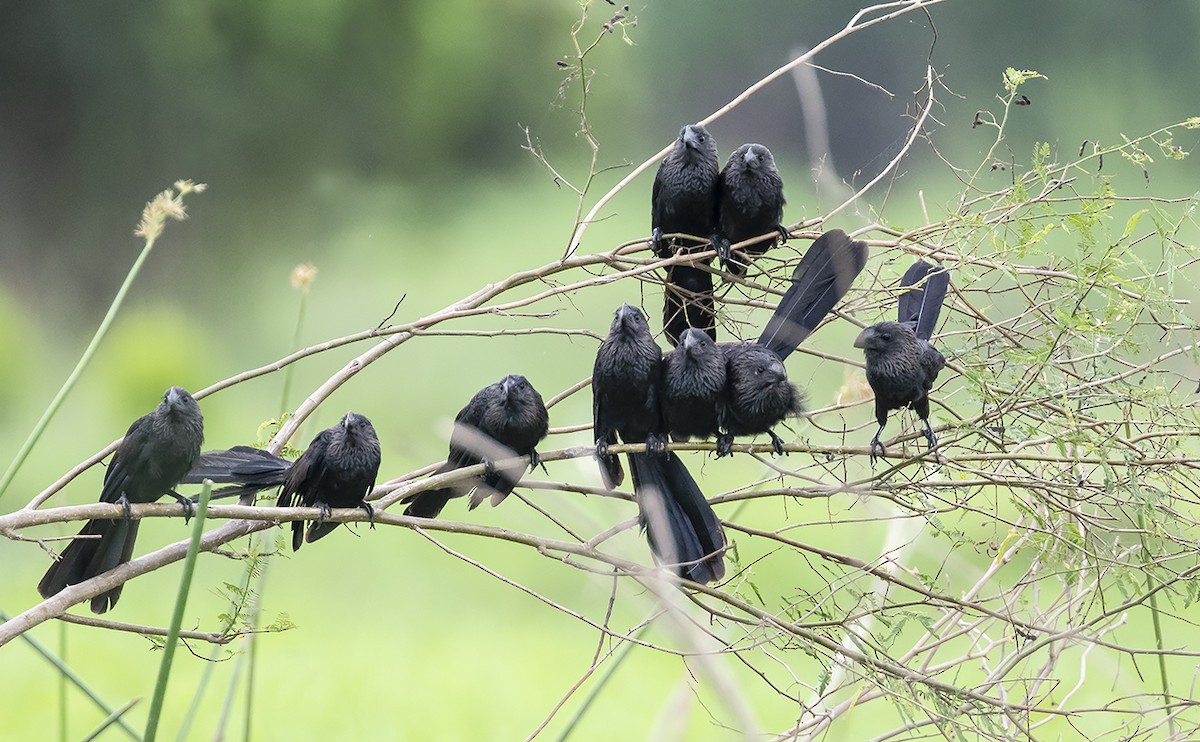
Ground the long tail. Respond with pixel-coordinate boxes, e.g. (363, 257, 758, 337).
(181, 445, 292, 500)
(37, 518, 140, 614)
(402, 461, 461, 519)
(757, 229, 869, 360)
(628, 452, 726, 583)
(402, 488, 456, 519)
(898, 261, 950, 341)
(663, 264, 716, 347)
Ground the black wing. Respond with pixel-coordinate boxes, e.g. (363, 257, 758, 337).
(898, 261, 950, 342)
(757, 229, 869, 360)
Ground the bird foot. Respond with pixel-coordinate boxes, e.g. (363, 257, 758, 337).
(775, 224, 790, 242)
(645, 434, 668, 458)
(359, 502, 376, 530)
(595, 438, 610, 459)
(166, 489, 195, 524)
(530, 448, 548, 475)
(117, 494, 133, 520)
(715, 237, 732, 268)
(482, 458, 498, 479)
(768, 430, 787, 456)
(869, 437, 887, 464)
(651, 228, 670, 258)
(715, 433, 734, 458)
(315, 501, 332, 525)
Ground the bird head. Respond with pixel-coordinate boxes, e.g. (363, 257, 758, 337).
(162, 386, 196, 415)
(853, 321, 915, 354)
(339, 412, 376, 440)
(611, 303, 649, 335)
(500, 374, 534, 403)
(677, 124, 717, 163)
(728, 143, 775, 174)
(679, 327, 714, 356)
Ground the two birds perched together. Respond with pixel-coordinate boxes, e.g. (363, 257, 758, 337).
(36, 125, 951, 613)
(653, 123, 789, 346)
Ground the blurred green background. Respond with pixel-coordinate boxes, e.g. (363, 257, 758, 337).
(2, 1, 1199, 739)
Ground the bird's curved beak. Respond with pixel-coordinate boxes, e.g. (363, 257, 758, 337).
(501, 376, 515, 397)
(682, 126, 700, 150)
(615, 304, 638, 326)
(767, 359, 788, 383)
(681, 329, 700, 350)
(853, 327, 873, 350)
(743, 149, 759, 167)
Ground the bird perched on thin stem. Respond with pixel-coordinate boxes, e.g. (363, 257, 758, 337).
(403, 374, 549, 519)
(593, 304, 726, 583)
(717, 229, 870, 456)
(652, 124, 721, 346)
(716, 143, 788, 275)
(662, 328, 726, 443)
(38, 386, 204, 614)
(277, 412, 381, 551)
(854, 260, 949, 462)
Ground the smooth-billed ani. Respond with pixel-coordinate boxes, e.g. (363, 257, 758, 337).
(854, 260, 949, 462)
(38, 386, 204, 614)
(592, 304, 726, 583)
(403, 374, 549, 519)
(662, 328, 726, 442)
(651, 124, 720, 259)
(716, 143, 788, 275)
(652, 124, 721, 346)
(277, 412, 381, 551)
(718, 229, 869, 456)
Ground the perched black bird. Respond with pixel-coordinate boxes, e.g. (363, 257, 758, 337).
(652, 124, 722, 346)
(592, 304, 667, 489)
(662, 328, 726, 442)
(403, 374, 549, 519)
(662, 263, 716, 346)
(854, 261, 949, 462)
(718, 229, 870, 456)
(717, 143, 787, 275)
(38, 386, 204, 614)
(651, 124, 721, 259)
(277, 412, 381, 551)
(593, 304, 726, 583)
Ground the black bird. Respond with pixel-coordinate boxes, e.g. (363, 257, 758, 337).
(403, 374, 549, 519)
(717, 143, 787, 275)
(651, 124, 721, 259)
(277, 412, 381, 551)
(854, 261, 949, 462)
(593, 304, 726, 583)
(662, 328, 726, 442)
(38, 386, 204, 614)
(662, 263, 716, 346)
(592, 304, 666, 489)
(717, 229, 870, 456)
(652, 124, 722, 346)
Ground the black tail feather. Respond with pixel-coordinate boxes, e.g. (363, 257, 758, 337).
(403, 487, 456, 519)
(898, 261, 950, 341)
(757, 229, 869, 360)
(37, 518, 139, 614)
(663, 264, 717, 347)
(628, 452, 726, 583)
(181, 446, 291, 487)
